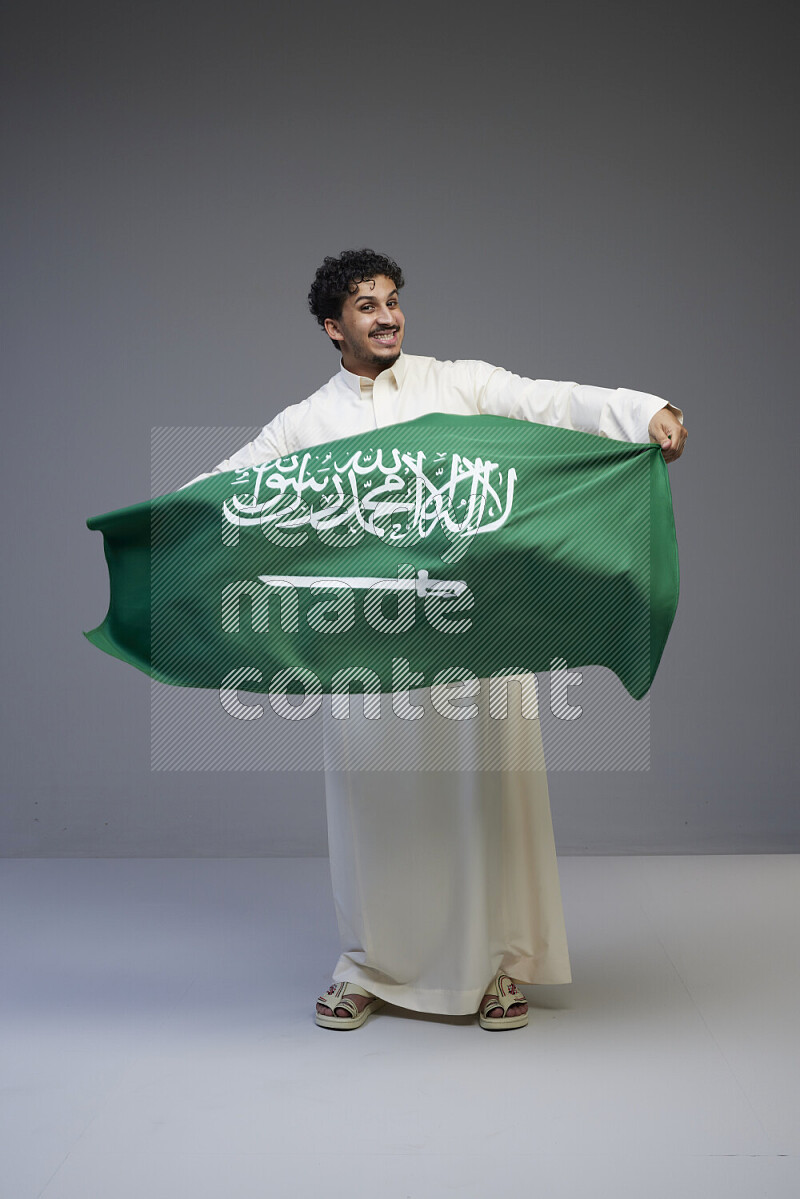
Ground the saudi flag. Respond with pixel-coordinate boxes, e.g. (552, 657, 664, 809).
(85, 412, 679, 702)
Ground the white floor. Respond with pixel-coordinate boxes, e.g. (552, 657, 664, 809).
(1, 855, 798, 1199)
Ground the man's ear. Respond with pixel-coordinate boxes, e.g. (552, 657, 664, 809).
(323, 317, 344, 346)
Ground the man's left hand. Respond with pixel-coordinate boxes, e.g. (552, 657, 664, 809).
(648, 405, 687, 463)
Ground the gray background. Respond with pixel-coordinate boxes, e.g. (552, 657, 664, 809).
(2, 0, 797, 855)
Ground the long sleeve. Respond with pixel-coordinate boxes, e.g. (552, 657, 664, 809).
(476, 364, 683, 444)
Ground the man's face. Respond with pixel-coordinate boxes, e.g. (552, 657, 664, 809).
(324, 274, 405, 377)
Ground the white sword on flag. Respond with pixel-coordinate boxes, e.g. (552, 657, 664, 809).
(257, 569, 467, 598)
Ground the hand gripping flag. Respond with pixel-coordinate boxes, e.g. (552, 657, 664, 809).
(85, 413, 679, 701)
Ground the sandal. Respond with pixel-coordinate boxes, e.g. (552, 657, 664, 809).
(479, 971, 529, 1030)
(315, 981, 384, 1030)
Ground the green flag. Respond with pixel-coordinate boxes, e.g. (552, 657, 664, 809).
(85, 412, 679, 701)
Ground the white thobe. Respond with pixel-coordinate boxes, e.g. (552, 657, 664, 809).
(187, 352, 681, 1014)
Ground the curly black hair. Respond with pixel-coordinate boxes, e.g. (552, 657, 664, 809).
(308, 249, 404, 348)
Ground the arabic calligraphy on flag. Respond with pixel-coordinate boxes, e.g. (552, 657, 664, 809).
(220, 444, 516, 556)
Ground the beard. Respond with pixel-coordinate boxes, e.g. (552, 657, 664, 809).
(367, 347, 401, 369)
(336, 324, 404, 374)
(355, 332, 402, 369)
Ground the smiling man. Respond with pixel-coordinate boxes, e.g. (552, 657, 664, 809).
(186, 247, 687, 1031)
(318, 270, 406, 373)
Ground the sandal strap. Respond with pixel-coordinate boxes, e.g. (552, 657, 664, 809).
(481, 973, 527, 1017)
(317, 980, 376, 1016)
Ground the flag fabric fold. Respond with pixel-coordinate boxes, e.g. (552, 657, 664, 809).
(85, 412, 679, 701)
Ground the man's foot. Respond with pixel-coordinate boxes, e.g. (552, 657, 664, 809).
(480, 993, 528, 1020)
(316, 984, 375, 1021)
(479, 972, 529, 1029)
(315, 981, 384, 1029)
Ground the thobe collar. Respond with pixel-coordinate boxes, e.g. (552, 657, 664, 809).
(338, 350, 408, 397)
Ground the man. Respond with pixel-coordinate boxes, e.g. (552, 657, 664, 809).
(186, 249, 686, 1030)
